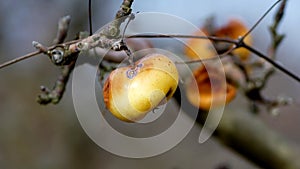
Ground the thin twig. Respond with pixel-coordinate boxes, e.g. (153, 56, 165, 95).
(127, 33, 300, 83)
(53, 15, 71, 44)
(37, 56, 78, 104)
(37, 15, 75, 104)
(175, 47, 234, 64)
(242, 0, 283, 39)
(88, 0, 93, 35)
(243, 44, 299, 82)
(0, 39, 80, 69)
(127, 34, 237, 44)
(0, 51, 42, 69)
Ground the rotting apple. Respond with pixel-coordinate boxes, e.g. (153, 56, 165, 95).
(103, 53, 179, 122)
(186, 64, 236, 111)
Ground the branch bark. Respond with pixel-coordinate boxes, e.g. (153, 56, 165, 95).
(174, 89, 300, 169)
(209, 108, 300, 169)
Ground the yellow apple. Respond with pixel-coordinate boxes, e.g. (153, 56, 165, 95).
(103, 53, 179, 122)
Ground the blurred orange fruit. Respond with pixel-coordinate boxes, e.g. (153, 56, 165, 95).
(184, 29, 217, 60)
(215, 19, 252, 60)
(184, 18, 252, 61)
(186, 65, 236, 110)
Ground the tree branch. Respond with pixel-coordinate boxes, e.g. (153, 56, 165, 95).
(37, 58, 77, 104)
(37, 15, 78, 105)
(35, 0, 135, 105)
(201, 107, 300, 169)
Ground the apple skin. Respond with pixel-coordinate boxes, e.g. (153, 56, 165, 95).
(103, 53, 179, 122)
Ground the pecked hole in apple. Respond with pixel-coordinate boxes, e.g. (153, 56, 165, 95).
(125, 63, 143, 79)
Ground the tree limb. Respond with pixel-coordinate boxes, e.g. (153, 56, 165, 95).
(201, 107, 300, 169)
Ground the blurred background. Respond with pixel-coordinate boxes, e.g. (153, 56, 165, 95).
(0, 0, 299, 168)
